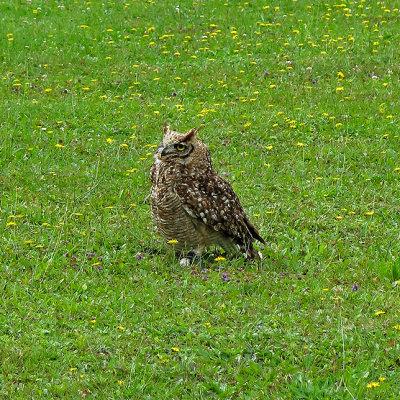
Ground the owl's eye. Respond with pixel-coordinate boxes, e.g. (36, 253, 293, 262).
(176, 143, 186, 151)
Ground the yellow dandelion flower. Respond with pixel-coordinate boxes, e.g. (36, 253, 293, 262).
(394, 325, 400, 330)
(365, 211, 374, 216)
(374, 310, 385, 316)
(55, 143, 64, 148)
(214, 256, 226, 262)
(106, 138, 114, 143)
(171, 347, 180, 352)
(167, 239, 178, 244)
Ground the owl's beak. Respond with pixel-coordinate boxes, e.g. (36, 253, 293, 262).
(161, 146, 174, 157)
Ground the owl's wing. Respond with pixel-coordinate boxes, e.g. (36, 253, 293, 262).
(174, 173, 265, 244)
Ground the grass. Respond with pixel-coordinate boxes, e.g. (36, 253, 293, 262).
(1, 0, 400, 398)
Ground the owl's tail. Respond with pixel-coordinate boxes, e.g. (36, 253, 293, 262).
(244, 217, 266, 245)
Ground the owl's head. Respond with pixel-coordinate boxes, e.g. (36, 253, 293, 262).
(156, 124, 210, 166)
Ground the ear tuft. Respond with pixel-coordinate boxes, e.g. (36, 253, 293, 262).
(163, 123, 171, 135)
(184, 125, 204, 140)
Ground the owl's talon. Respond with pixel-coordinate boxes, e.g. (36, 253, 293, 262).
(179, 250, 199, 267)
(179, 257, 192, 267)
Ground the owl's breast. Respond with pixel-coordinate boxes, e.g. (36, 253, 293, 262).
(150, 162, 193, 248)
(152, 192, 197, 248)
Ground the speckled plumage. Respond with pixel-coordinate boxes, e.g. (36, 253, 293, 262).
(150, 125, 265, 260)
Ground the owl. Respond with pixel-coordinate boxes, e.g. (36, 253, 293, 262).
(150, 125, 265, 265)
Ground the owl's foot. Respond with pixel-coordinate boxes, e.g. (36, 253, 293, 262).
(179, 250, 200, 267)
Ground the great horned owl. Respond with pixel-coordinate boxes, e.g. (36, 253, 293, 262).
(150, 125, 265, 264)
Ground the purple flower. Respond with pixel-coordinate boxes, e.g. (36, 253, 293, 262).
(221, 272, 230, 282)
(86, 252, 96, 259)
(135, 252, 144, 260)
(352, 283, 359, 291)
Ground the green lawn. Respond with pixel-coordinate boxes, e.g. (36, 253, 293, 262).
(1, 0, 400, 398)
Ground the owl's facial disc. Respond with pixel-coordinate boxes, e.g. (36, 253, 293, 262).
(158, 125, 204, 161)
(160, 141, 194, 158)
